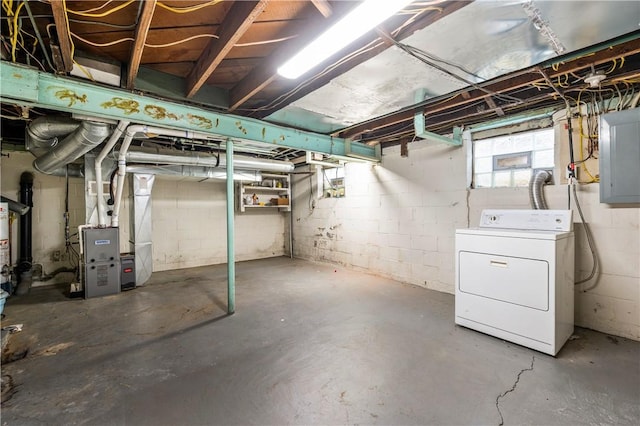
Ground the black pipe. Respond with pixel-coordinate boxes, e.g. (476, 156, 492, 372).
(18, 172, 34, 272)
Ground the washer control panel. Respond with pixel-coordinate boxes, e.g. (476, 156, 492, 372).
(480, 209, 573, 231)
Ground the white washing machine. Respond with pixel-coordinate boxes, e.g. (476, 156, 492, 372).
(455, 209, 575, 356)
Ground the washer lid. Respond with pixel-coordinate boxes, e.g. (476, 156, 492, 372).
(456, 227, 573, 240)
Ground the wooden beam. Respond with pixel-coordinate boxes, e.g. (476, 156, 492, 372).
(485, 96, 505, 116)
(49, 1, 73, 72)
(227, 3, 350, 112)
(336, 37, 640, 139)
(186, 0, 268, 98)
(311, 0, 332, 17)
(127, 0, 157, 89)
(242, 0, 470, 117)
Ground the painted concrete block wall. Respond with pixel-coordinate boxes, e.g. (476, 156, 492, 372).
(147, 177, 286, 272)
(292, 139, 639, 341)
(2, 153, 286, 281)
(292, 142, 469, 295)
(1, 152, 85, 281)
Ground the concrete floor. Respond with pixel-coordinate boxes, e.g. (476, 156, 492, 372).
(1, 257, 638, 425)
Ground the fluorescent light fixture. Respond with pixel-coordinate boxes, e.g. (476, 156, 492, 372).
(277, 0, 414, 79)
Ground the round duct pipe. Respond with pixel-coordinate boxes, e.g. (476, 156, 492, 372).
(529, 170, 552, 209)
(26, 116, 81, 149)
(33, 121, 110, 174)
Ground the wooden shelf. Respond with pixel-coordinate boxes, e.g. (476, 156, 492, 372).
(237, 173, 290, 212)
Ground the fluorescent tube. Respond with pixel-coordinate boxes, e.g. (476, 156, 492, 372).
(277, 0, 414, 79)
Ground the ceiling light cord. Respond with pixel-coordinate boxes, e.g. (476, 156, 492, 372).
(376, 31, 523, 105)
(156, 0, 224, 14)
(66, 0, 135, 17)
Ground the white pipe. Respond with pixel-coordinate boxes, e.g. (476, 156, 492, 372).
(110, 124, 232, 228)
(111, 126, 138, 227)
(123, 150, 294, 173)
(125, 165, 262, 182)
(96, 121, 129, 228)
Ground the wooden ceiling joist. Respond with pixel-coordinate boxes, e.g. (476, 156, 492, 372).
(238, 0, 470, 117)
(127, 0, 157, 89)
(49, 1, 73, 72)
(311, 0, 333, 18)
(186, 0, 268, 98)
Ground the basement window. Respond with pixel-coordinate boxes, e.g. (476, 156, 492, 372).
(473, 128, 554, 188)
(322, 167, 345, 198)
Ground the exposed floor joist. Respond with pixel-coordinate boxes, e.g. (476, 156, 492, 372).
(49, 1, 73, 72)
(126, 0, 157, 89)
(230, 1, 470, 115)
(186, 0, 268, 98)
(311, 0, 332, 17)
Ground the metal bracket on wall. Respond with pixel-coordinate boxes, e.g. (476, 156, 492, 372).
(414, 88, 462, 146)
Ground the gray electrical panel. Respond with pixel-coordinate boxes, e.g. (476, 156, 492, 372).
(599, 108, 640, 204)
(83, 227, 120, 298)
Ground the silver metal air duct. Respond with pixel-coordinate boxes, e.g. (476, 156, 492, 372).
(26, 116, 81, 150)
(33, 121, 110, 174)
(123, 150, 294, 173)
(126, 165, 262, 182)
(529, 170, 552, 209)
(44, 163, 85, 178)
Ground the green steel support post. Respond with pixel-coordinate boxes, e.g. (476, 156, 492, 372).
(226, 140, 236, 314)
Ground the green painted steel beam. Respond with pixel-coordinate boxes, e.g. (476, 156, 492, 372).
(135, 66, 229, 110)
(0, 62, 379, 161)
(468, 107, 557, 133)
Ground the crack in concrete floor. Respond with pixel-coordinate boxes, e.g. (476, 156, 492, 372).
(495, 355, 536, 425)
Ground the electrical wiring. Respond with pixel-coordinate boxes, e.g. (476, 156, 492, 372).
(401, 43, 485, 81)
(15, 33, 46, 71)
(70, 32, 134, 47)
(234, 35, 297, 47)
(237, 5, 442, 114)
(390, 38, 523, 105)
(67, 0, 116, 14)
(10, 0, 26, 61)
(238, 37, 387, 113)
(146, 34, 219, 48)
(0, 113, 30, 120)
(157, 0, 224, 14)
(66, 0, 135, 17)
(69, 31, 293, 49)
(68, 18, 136, 30)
